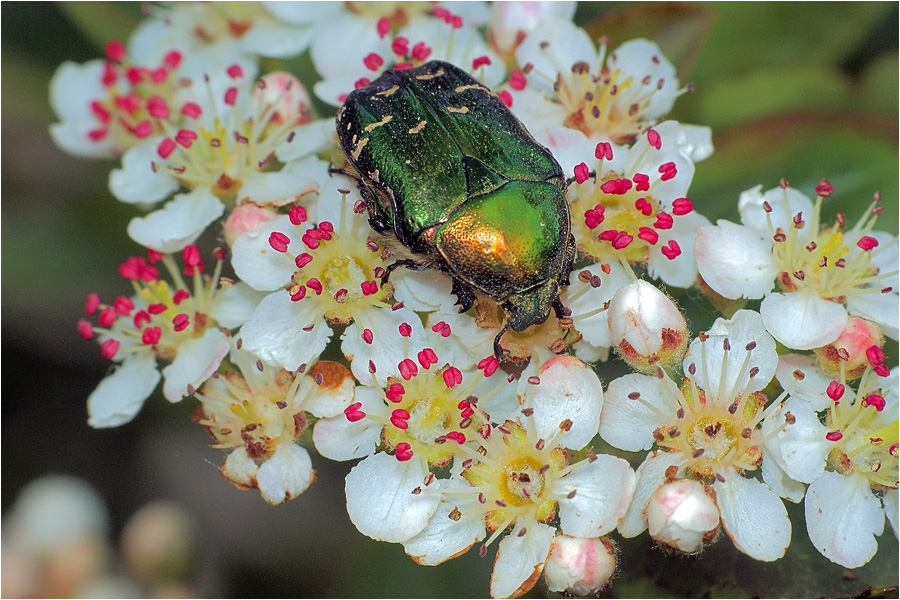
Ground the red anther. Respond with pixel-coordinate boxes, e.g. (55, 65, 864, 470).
(362, 328, 374, 344)
(268, 231, 291, 252)
(815, 179, 833, 197)
(148, 303, 167, 315)
(647, 128, 661, 150)
(472, 55, 491, 70)
(104, 39, 126, 63)
(498, 90, 513, 107)
(584, 205, 605, 229)
(138, 264, 159, 281)
(361, 280, 379, 296)
(98, 307, 117, 328)
(85, 293, 101, 315)
(335, 289, 350, 304)
(611, 231, 633, 250)
(638, 227, 659, 245)
(146, 249, 163, 264)
(412, 42, 432, 62)
(182, 102, 202, 118)
(390, 416, 410, 430)
(386, 382, 405, 403)
(175, 129, 197, 147)
(445, 431, 466, 444)
(392, 37, 410, 56)
(443, 366, 463, 388)
(172, 313, 189, 332)
(654, 211, 673, 230)
(149, 67, 167, 84)
(319, 221, 334, 234)
(290, 286, 306, 302)
(431, 7, 450, 18)
(394, 62, 413, 70)
(450, 15, 463, 28)
(182, 245, 201, 266)
(77, 319, 94, 340)
(477, 356, 499, 377)
(145, 95, 169, 120)
(301, 231, 320, 249)
(862, 394, 886, 412)
(163, 50, 182, 70)
(377, 17, 391, 38)
(306, 278, 323, 295)
(291, 253, 311, 271)
(634, 197, 652, 216)
(399, 322, 413, 337)
(101, 62, 118, 87)
(344, 402, 366, 422)
(133, 310, 151, 328)
(391, 408, 410, 422)
(600, 178, 633, 195)
(90, 101, 111, 123)
(88, 128, 109, 142)
(337, 93, 348, 103)
(573, 162, 589, 184)
(115, 92, 142, 113)
(876, 364, 890, 377)
(661, 240, 681, 260)
(363, 53, 384, 71)
(890, 443, 899, 458)
(224, 87, 238, 106)
(857, 236, 878, 251)
(671, 198, 693, 215)
(354, 77, 371, 89)
(289, 206, 308, 225)
(132, 120, 153, 138)
(157, 138, 177, 159)
(399, 358, 418, 380)
(126, 66, 146, 85)
(658, 162, 677, 181)
(226, 64, 243, 79)
(395, 442, 414, 461)
(597, 229, 617, 242)
(418, 348, 438, 369)
(826, 380, 845, 402)
(632, 173, 650, 192)
(825, 430, 843, 442)
(118, 256, 143, 280)
(172, 290, 189, 305)
(866, 345, 885, 367)
(431, 321, 451, 337)
(101, 339, 120, 359)
(509, 70, 527, 90)
(595, 141, 613, 161)
(142, 326, 162, 345)
(113, 296, 134, 315)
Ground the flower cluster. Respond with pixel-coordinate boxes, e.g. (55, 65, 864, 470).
(54, 2, 897, 597)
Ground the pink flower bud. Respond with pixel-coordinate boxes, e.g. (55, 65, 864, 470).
(608, 280, 688, 373)
(223, 204, 278, 246)
(647, 479, 720, 554)
(253, 72, 312, 126)
(543, 535, 616, 596)
(813, 317, 885, 380)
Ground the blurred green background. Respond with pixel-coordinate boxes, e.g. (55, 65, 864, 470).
(2, 2, 898, 597)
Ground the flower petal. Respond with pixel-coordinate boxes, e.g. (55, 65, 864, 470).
(619, 451, 685, 537)
(883, 488, 898, 539)
(109, 140, 180, 204)
(556, 455, 635, 537)
(738, 185, 814, 235)
(257, 443, 315, 504)
(208, 282, 266, 329)
(161, 327, 230, 401)
(403, 501, 486, 566)
(240, 291, 331, 371)
(341, 308, 427, 388)
(345, 453, 441, 543)
(312, 386, 383, 461)
(231, 215, 302, 292)
(391, 269, 454, 313)
(716, 472, 790, 561)
(87, 352, 160, 428)
(694, 221, 777, 300)
(127, 188, 224, 253)
(760, 290, 848, 350)
(774, 353, 833, 411)
(221, 447, 259, 489)
(847, 290, 900, 341)
(805, 471, 885, 568)
(490, 520, 555, 599)
(600, 374, 676, 452)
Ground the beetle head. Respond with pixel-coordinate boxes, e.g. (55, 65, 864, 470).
(503, 279, 560, 332)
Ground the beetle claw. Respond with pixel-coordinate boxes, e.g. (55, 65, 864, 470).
(451, 279, 476, 313)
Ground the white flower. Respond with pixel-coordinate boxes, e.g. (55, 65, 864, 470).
(310, 3, 499, 107)
(196, 342, 355, 504)
(601, 310, 797, 561)
(790, 362, 898, 568)
(508, 19, 711, 159)
(558, 121, 710, 288)
(80, 247, 262, 427)
(487, 1, 577, 63)
(694, 182, 899, 349)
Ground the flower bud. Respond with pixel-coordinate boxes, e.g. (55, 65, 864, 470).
(813, 317, 884, 380)
(647, 479, 720, 554)
(121, 501, 196, 584)
(608, 280, 688, 374)
(224, 203, 278, 246)
(488, 1, 575, 63)
(253, 72, 313, 127)
(543, 535, 616, 596)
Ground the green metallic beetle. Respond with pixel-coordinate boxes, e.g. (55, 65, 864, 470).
(336, 60, 576, 358)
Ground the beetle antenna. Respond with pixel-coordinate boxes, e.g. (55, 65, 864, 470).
(564, 170, 597, 188)
(493, 323, 510, 361)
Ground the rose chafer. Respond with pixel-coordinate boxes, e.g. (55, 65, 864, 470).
(336, 60, 575, 357)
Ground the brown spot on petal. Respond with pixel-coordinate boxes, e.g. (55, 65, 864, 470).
(308, 360, 352, 390)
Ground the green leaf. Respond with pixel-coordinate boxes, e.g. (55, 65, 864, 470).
(56, 2, 143, 49)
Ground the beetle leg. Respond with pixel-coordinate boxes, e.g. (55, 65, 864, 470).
(564, 170, 597, 187)
(381, 258, 427, 285)
(552, 297, 572, 320)
(451, 279, 476, 313)
(493, 322, 510, 361)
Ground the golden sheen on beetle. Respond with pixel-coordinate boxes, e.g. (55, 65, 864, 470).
(335, 60, 576, 358)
